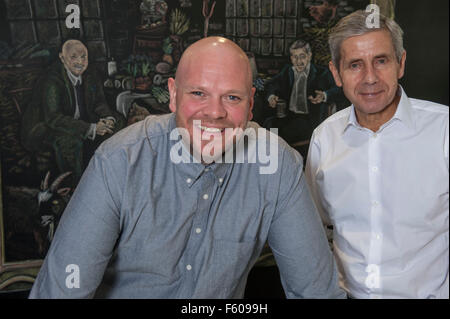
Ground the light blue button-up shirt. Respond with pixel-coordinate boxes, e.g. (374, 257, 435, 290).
(29, 113, 344, 299)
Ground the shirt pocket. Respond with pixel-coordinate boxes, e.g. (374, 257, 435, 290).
(212, 238, 256, 295)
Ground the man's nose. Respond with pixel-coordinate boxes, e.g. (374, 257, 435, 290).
(203, 96, 227, 119)
(75, 57, 85, 65)
(363, 65, 379, 85)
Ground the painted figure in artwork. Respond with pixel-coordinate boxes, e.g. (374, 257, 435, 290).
(264, 39, 345, 145)
(20, 39, 125, 185)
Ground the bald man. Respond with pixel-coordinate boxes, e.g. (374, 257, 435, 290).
(21, 39, 124, 184)
(29, 37, 345, 299)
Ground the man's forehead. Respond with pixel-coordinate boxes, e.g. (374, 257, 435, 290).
(340, 31, 395, 56)
(63, 42, 87, 55)
(290, 47, 309, 56)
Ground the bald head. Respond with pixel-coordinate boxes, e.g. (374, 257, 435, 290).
(167, 36, 256, 161)
(59, 39, 88, 76)
(175, 37, 253, 90)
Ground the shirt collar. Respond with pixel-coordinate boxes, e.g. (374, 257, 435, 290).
(389, 85, 415, 130)
(342, 85, 415, 135)
(65, 68, 82, 86)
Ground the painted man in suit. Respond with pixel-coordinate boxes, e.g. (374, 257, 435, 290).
(265, 39, 344, 145)
(21, 39, 124, 184)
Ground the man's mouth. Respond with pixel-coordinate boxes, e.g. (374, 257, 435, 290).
(196, 124, 225, 133)
(360, 91, 383, 98)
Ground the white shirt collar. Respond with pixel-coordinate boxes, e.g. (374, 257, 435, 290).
(65, 68, 82, 86)
(343, 85, 415, 134)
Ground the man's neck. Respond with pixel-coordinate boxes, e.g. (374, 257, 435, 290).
(65, 67, 82, 86)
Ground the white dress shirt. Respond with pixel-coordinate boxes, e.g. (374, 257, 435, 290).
(305, 87, 449, 299)
(289, 64, 310, 114)
(66, 69, 115, 140)
(65, 69, 97, 140)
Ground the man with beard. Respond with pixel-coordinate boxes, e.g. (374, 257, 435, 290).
(29, 37, 345, 299)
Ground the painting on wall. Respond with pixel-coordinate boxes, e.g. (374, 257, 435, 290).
(0, 0, 372, 292)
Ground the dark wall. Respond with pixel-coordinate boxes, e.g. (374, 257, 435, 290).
(396, 0, 449, 106)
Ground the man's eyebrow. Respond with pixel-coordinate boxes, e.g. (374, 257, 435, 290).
(346, 58, 363, 65)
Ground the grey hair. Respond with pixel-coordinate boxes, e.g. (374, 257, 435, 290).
(289, 39, 312, 55)
(328, 10, 404, 70)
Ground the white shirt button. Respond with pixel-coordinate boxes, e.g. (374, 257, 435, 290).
(372, 166, 378, 172)
(186, 178, 192, 184)
(204, 168, 210, 172)
(195, 228, 202, 234)
(375, 233, 382, 240)
(203, 194, 209, 200)
(372, 200, 379, 207)
(186, 264, 192, 271)
(372, 133, 378, 138)
(218, 178, 223, 183)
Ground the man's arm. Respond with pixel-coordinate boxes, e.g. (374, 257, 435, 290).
(265, 65, 291, 102)
(304, 133, 332, 226)
(268, 147, 345, 298)
(42, 81, 92, 139)
(29, 153, 121, 298)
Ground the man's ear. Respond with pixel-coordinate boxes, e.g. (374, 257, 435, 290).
(329, 61, 343, 87)
(167, 77, 177, 113)
(59, 53, 64, 63)
(398, 50, 407, 80)
(247, 87, 256, 121)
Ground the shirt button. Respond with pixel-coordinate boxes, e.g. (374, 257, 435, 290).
(372, 133, 378, 138)
(203, 194, 209, 200)
(372, 166, 378, 172)
(375, 233, 382, 240)
(372, 200, 379, 207)
(186, 178, 192, 184)
(218, 178, 223, 183)
(204, 168, 210, 172)
(195, 228, 202, 234)
(186, 264, 192, 271)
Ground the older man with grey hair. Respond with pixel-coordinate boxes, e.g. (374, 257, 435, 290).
(305, 10, 449, 299)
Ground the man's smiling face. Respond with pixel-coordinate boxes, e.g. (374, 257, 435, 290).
(329, 30, 406, 119)
(59, 40, 88, 77)
(168, 38, 255, 162)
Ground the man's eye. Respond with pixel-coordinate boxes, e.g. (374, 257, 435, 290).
(191, 91, 204, 97)
(376, 58, 386, 65)
(350, 62, 361, 70)
(227, 95, 241, 102)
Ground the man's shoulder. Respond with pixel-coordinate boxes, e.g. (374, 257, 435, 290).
(313, 107, 351, 137)
(409, 98, 449, 116)
(247, 121, 305, 171)
(96, 113, 174, 157)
